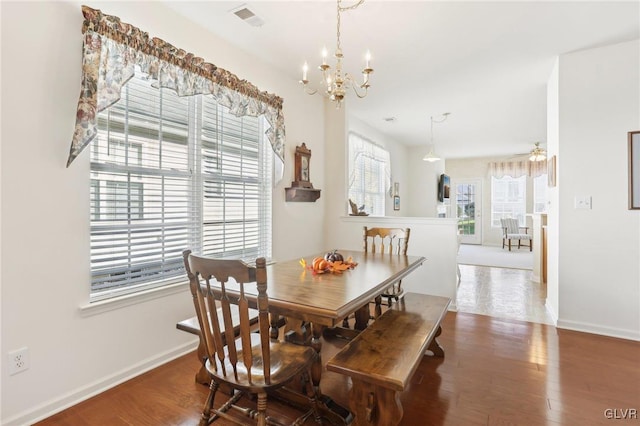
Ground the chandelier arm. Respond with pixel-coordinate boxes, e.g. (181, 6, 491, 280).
(351, 84, 369, 99)
(432, 113, 450, 124)
(338, 0, 366, 12)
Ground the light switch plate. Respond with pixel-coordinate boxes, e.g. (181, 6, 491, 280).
(574, 196, 592, 209)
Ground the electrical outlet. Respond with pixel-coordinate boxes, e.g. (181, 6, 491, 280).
(8, 347, 30, 375)
(574, 195, 592, 210)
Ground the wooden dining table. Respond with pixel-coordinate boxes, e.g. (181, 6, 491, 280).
(260, 249, 426, 424)
(184, 249, 426, 424)
(262, 250, 425, 330)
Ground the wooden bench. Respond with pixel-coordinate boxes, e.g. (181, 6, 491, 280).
(326, 293, 451, 426)
(176, 306, 260, 385)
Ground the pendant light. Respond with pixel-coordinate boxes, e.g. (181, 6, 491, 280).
(423, 113, 450, 162)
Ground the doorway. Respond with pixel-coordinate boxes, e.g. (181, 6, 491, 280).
(454, 179, 482, 244)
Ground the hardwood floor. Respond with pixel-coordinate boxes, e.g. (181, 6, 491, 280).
(36, 311, 640, 426)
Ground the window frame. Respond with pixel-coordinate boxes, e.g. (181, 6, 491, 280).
(347, 132, 390, 217)
(490, 175, 527, 228)
(89, 71, 272, 302)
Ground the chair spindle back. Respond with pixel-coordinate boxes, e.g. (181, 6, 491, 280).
(363, 227, 410, 255)
(183, 250, 271, 384)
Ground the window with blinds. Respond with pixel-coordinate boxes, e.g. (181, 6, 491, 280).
(90, 71, 272, 300)
(347, 133, 390, 216)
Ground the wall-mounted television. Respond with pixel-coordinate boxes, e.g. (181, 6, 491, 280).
(438, 173, 450, 202)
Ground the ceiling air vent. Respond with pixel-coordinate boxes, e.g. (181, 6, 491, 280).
(231, 5, 264, 27)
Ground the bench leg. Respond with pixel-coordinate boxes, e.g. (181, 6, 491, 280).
(349, 378, 402, 426)
(427, 325, 445, 358)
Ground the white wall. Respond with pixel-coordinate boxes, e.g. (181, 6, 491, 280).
(545, 58, 560, 322)
(0, 1, 326, 424)
(405, 146, 445, 217)
(556, 39, 640, 340)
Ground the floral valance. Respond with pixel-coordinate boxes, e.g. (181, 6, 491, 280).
(67, 5, 285, 176)
(488, 159, 547, 178)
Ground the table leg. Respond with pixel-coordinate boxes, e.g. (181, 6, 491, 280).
(270, 313, 281, 340)
(284, 318, 310, 345)
(354, 304, 370, 331)
(374, 295, 383, 319)
(427, 325, 445, 357)
(271, 322, 352, 425)
(310, 323, 324, 389)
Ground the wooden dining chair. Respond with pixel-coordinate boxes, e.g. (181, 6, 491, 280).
(364, 227, 411, 312)
(183, 250, 321, 426)
(341, 226, 411, 329)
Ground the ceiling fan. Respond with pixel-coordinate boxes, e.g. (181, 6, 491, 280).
(509, 142, 547, 162)
(528, 142, 547, 162)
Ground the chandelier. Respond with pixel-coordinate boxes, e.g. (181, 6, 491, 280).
(529, 142, 546, 162)
(299, 0, 373, 108)
(423, 113, 451, 162)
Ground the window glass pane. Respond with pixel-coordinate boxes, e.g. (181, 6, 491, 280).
(90, 71, 272, 300)
(533, 174, 548, 213)
(347, 133, 389, 216)
(491, 176, 526, 227)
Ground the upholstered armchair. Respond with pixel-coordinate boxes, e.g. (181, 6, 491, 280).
(500, 218, 532, 251)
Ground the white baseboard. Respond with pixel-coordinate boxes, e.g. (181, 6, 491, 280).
(557, 319, 640, 342)
(3, 341, 198, 426)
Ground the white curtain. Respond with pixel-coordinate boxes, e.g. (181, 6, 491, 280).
(488, 160, 547, 178)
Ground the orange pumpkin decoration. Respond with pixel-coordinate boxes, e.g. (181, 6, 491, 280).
(312, 257, 329, 272)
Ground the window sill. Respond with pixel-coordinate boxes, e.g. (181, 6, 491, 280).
(79, 281, 189, 317)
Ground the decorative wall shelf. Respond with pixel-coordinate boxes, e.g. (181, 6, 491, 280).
(285, 186, 321, 202)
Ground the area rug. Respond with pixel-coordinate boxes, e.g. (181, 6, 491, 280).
(458, 244, 533, 270)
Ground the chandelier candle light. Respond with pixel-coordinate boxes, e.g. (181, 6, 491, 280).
(300, 0, 373, 107)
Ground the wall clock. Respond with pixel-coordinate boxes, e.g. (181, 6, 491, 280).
(286, 143, 321, 202)
(294, 143, 313, 188)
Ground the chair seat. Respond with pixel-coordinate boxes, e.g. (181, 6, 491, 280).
(506, 233, 532, 240)
(208, 334, 317, 392)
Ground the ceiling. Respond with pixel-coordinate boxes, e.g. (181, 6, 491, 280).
(164, 1, 639, 159)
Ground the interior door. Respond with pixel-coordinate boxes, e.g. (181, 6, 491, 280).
(454, 179, 482, 244)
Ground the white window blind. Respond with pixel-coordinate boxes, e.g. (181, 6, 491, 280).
(491, 175, 526, 227)
(90, 71, 272, 300)
(347, 133, 390, 216)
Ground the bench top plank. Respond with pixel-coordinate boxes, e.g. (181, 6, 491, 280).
(326, 293, 450, 392)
